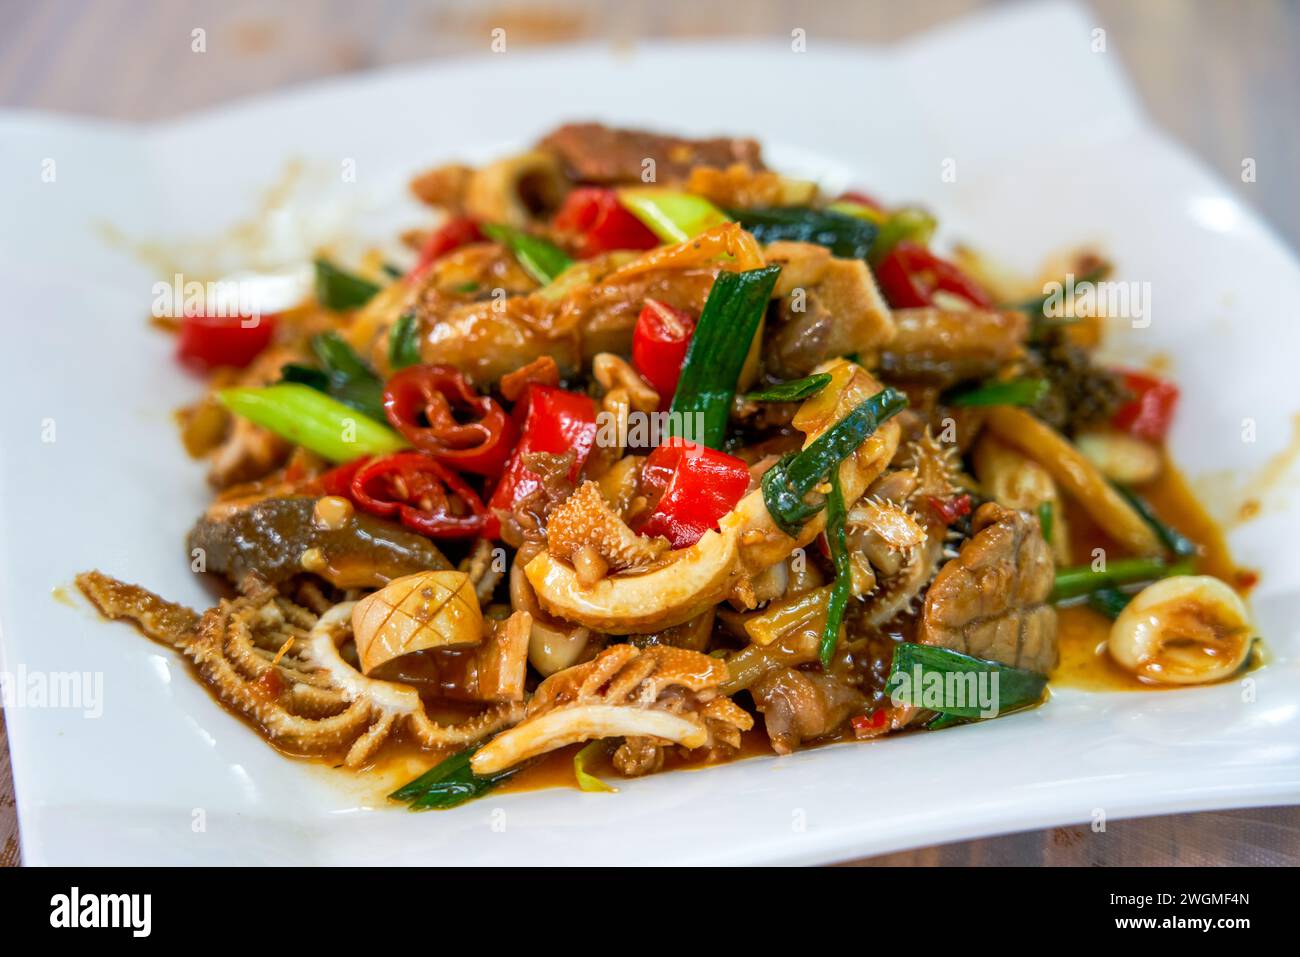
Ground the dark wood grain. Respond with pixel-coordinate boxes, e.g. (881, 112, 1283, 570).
(1, 0, 1296, 866)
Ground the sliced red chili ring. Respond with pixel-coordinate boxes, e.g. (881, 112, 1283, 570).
(349, 452, 487, 539)
(383, 364, 518, 477)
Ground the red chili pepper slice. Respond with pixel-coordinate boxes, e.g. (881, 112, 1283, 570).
(383, 365, 518, 477)
(553, 187, 660, 258)
(410, 216, 484, 278)
(927, 493, 972, 526)
(177, 312, 276, 370)
(1110, 369, 1180, 442)
(634, 438, 750, 549)
(485, 384, 599, 538)
(316, 456, 370, 497)
(851, 710, 890, 738)
(632, 299, 696, 410)
(349, 452, 487, 539)
(875, 241, 993, 309)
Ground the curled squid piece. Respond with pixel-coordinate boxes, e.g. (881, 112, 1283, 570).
(470, 643, 753, 776)
(1107, 575, 1254, 685)
(524, 359, 902, 634)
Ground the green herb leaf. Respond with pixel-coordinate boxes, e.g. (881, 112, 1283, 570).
(312, 332, 386, 422)
(482, 224, 574, 285)
(390, 744, 521, 811)
(761, 386, 908, 536)
(743, 373, 832, 403)
(728, 207, 878, 260)
(573, 741, 617, 794)
(387, 312, 422, 370)
(887, 643, 1048, 719)
(946, 377, 1049, 408)
(279, 363, 330, 392)
(668, 265, 782, 449)
(819, 469, 851, 669)
(314, 257, 382, 310)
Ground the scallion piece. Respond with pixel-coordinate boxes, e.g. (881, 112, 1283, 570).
(1051, 556, 1191, 602)
(727, 207, 878, 260)
(218, 383, 406, 463)
(868, 207, 937, 264)
(668, 265, 782, 449)
(617, 188, 730, 243)
(314, 257, 382, 310)
(946, 377, 1049, 408)
(760, 386, 908, 536)
(743, 373, 832, 403)
(389, 744, 521, 811)
(482, 224, 573, 285)
(887, 643, 1048, 719)
(819, 469, 851, 669)
(387, 312, 422, 370)
(1037, 501, 1054, 544)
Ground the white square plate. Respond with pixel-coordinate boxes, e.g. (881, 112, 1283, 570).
(1, 2, 1297, 865)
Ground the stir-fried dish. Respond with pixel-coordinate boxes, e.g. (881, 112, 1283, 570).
(77, 123, 1260, 808)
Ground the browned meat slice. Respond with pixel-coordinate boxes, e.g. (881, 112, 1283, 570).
(189, 496, 450, 590)
(538, 122, 764, 184)
(917, 502, 1057, 674)
(750, 668, 865, 754)
(878, 308, 1028, 385)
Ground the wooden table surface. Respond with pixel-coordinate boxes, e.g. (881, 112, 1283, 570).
(2, 0, 1297, 867)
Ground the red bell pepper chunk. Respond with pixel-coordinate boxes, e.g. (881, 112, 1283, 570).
(875, 241, 993, 309)
(634, 438, 750, 549)
(485, 384, 599, 538)
(632, 299, 696, 409)
(177, 312, 276, 370)
(553, 187, 660, 258)
(1110, 369, 1180, 442)
(410, 216, 484, 277)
